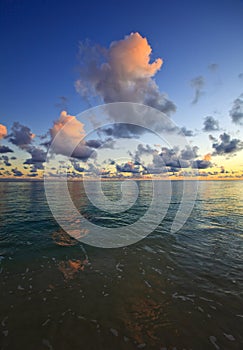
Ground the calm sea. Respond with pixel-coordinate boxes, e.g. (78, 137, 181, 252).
(0, 180, 242, 350)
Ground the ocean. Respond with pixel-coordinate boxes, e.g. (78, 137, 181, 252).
(0, 180, 242, 349)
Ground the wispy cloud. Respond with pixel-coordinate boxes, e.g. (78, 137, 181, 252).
(229, 93, 243, 125)
(190, 76, 205, 104)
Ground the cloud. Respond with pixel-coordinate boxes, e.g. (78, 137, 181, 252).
(192, 159, 212, 169)
(0, 145, 13, 153)
(85, 139, 103, 149)
(7, 122, 49, 168)
(203, 116, 219, 132)
(128, 144, 209, 173)
(212, 132, 243, 155)
(8, 122, 35, 149)
(71, 145, 95, 161)
(55, 96, 68, 110)
(203, 153, 212, 161)
(229, 93, 243, 125)
(50, 111, 85, 141)
(116, 162, 140, 173)
(131, 143, 155, 163)
(101, 123, 147, 139)
(85, 137, 115, 149)
(180, 145, 199, 160)
(1, 155, 11, 167)
(71, 160, 85, 173)
(28, 173, 39, 177)
(190, 76, 205, 104)
(12, 168, 23, 177)
(152, 147, 191, 169)
(24, 147, 47, 169)
(49, 111, 95, 161)
(179, 126, 194, 137)
(0, 124, 7, 139)
(208, 63, 218, 71)
(209, 134, 217, 142)
(75, 32, 176, 125)
(238, 73, 243, 80)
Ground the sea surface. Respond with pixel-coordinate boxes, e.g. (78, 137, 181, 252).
(0, 180, 243, 350)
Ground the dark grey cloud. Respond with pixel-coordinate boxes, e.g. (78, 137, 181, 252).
(85, 137, 115, 149)
(190, 76, 205, 104)
(28, 173, 38, 177)
(71, 160, 85, 173)
(212, 132, 243, 155)
(179, 127, 194, 137)
(116, 162, 140, 173)
(101, 124, 146, 139)
(229, 93, 243, 125)
(8, 122, 34, 149)
(0, 145, 13, 153)
(238, 73, 243, 80)
(1, 155, 11, 167)
(128, 144, 208, 173)
(108, 159, 115, 165)
(100, 122, 191, 140)
(71, 144, 96, 161)
(192, 159, 212, 169)
(12, 168, 23, 177)
(180, 145, 199, 160)
(131, 143, 155, 164)
(85, 139, 103, 149)
(203, 116, 219, 132)
(152, 147, 191, 169)
(209, 134, 217, 142)
(24, 147, 47, 169)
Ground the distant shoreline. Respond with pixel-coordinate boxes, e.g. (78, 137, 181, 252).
(0, 177, 243, 182)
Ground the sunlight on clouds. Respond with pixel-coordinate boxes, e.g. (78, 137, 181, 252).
(0, 124, 7, 139)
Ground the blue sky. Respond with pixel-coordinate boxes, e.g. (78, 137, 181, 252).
(0, 0, 243, 178)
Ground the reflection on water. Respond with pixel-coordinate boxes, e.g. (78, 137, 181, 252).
(52, 230, 78, 246)
(58, 259, 89, 280)
(0, 181, 243, 349)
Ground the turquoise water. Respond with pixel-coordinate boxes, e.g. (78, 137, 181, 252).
(0, 180, 243, 349)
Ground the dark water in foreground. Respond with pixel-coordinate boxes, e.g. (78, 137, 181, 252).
(0, 180, 243, 350)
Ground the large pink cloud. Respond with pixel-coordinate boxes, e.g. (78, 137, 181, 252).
(108, 32, 163, 80)
(75, 32, 175, 117)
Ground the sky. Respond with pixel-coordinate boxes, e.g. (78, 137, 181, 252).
(0, 0, 243, 179)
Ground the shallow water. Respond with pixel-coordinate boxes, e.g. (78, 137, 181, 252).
(0, 180, 243, 349)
